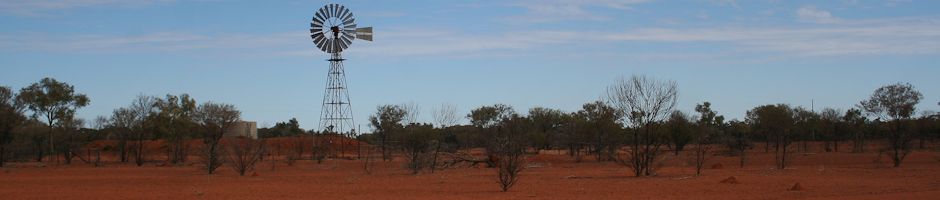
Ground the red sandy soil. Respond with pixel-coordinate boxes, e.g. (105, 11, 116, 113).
(1, 144, 938, 199)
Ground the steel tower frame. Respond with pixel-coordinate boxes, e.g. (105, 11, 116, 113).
(319, 52, 355, 135)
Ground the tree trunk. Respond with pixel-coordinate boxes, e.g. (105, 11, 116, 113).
(135, 133, 144, 166)
(47, 121, 55, 164)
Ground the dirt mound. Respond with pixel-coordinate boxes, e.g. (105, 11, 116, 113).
(719, 176, 739, 184)
(710, 163, 723, 169)
(789, 182, 803, 191)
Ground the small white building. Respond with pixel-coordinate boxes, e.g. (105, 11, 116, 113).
(225, 121, 258, 139)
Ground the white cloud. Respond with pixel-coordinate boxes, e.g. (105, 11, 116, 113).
(796, 6, 840, 24)
(0, 0, 172, 16)
(3, 17, 939, 58)
(506, 0, 649, 23)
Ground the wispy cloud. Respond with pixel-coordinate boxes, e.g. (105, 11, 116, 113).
(0, 31, 305, 55)
(3, 17, 939, 58)
(0, 0, 172, 16)
(796, 6, 840, 24)
(505, 0, 649, 23)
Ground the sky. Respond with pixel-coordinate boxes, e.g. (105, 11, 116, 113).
(1, 0, 938, 131)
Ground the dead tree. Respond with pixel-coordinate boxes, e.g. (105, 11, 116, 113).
(608, 75, 678, 176)
(493, 116, 528, 192)
(226, 137, 265, 176)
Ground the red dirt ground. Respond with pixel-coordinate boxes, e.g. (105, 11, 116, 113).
(1, 144, 938, 199)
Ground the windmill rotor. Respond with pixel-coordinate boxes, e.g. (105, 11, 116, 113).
(310, 3, 372, 54)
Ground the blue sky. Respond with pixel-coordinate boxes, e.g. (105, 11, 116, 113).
(1, 0, 938, 130)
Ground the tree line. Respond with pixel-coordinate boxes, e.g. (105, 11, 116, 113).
(1, 76, 937, 192)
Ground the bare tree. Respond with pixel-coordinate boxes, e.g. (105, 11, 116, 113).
(430, 103, 458, 173)
(226, 137, 265, 176)
(859, 82, 922, 167)
(494, 116, 528, 192)
(607, 75, 678, 177)
(129, 95, 157, 166)
(194, 102, 241, 174)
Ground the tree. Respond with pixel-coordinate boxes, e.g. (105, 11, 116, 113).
(748, 104, 795, 169)
(153, 94, 197, 164)
(607, 75, 678, 177)
(691, 101, 723, 175)
(399, 123, 436, 174)
(722, 120, 751, 167)
(664, 110, 693, 156)
(493, 115, 528, 192)
(792, 106, 819, 153)
(842, 108, 868, 153)
(468, 104, 516, 167)
(194, 102, 241, 174)
(819, 108, 843, 152)
(226, 137, 265, 176)
(259, 118, 304, 138)
(0, 86, 26, 167)
(527, 107, 568, 152)
(18, 78, 89, 163)
(59, 116, 84, 164)
(430, 103, 459, 173)
(129, 95, 157, 166)
(369, 105, 406, 161)
(575, 101, 623, 161)
(109, 107, 137, 162)
(859, 82, 922, 167)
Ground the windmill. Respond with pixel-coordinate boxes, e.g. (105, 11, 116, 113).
(310, 4, 372, 137)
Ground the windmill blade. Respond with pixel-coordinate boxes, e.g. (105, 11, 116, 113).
(343, 30, 356, 39)
(344, 24, 357, 29)
(343, 13, 354, 23)
(343, 17, 355, 26)
(312, 32, 324, 44)
(339, 38, 348, 50)
(338, 5, 348, 20)
(311, 27, 322, 33)
(317, 8, 328, 22)
(313, 12, 325, 24)
(329, 4, 336, 18)
(316, 34, 327, 47)
(312, 16, 324, 26)
(341, 36, 353, 46)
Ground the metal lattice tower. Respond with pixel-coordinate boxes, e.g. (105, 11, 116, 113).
(319, 52, 355, 135)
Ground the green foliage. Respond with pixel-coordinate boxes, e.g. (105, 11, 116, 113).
(398, 123, 437, 174)
(17, 77, 89, 159)
(259, 118, 304, 138)
(0, 86, 26, 166)
(664, 110, 693, 155)
(860, 82, 923, 167)
(194, 102, 241, 174)
(747, 104, 795, 169)
(369, 104, 407, 161)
